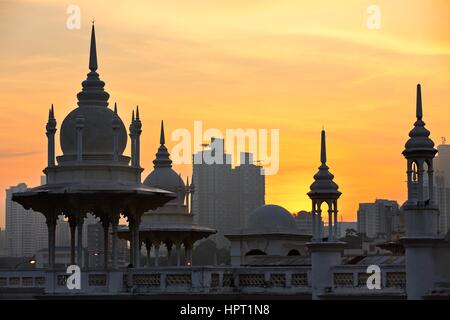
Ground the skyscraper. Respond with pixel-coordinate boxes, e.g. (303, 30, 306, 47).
(357, 199, 400, 240)
(5, 183, 47, 257)
(433, 143, 450, 234)
(192, 138, 265, 247)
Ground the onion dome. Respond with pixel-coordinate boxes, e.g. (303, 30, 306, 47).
(402, 84, 437, 159)
(59, 23, 127, 157)
(143, 121, 186, 197)
(308, 129, 341, 199)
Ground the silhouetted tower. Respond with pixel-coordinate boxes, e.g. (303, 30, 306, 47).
(308, 129, 342, 241)
(403, 84, 437, 206)
(402, 84, 440, 300)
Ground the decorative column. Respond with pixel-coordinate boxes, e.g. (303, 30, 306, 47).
(317, 209, 322, 241)
(76, 115, 84, 162)
(128, 215, 141, 268)
(327, 205, 333, 241)
(185, 242, 192, 266)
(46, 104, 57, 167)
(145, 240, 152, 267)
(154, 242, 160, 267)
(175, 243, 182, 267)
(46, 214, 57, 269)
(76, 215, 84, 268)
(68, 216, 77, 265)
(111, 216, 119, 270)
(166, 242, 173, 266)
(333, 201, 338, 241)
(427, 162, 434, 204)
(102, 217, 110, 270)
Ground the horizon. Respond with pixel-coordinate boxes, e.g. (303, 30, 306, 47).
(1, 0, 450, 227)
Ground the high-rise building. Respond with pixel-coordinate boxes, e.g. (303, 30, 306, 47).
(0, 228, 6, 256)
(357, 199, 400, 240)
(192, 138, 265, 247)
(5, 183, 47, 257)
(433, 143, 450, 234)
(87, 223, 128, 268)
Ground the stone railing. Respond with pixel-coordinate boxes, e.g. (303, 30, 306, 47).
(329, 264, 406, 297)
(0, 266, 312, 296)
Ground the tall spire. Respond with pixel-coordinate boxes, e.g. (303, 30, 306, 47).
(320, 129, 327, 165)
(76, 23, 110, 107)
(160, 120, 165, 145)
(89, 22, 98, 72)
(308, 129, 340, 196)
(403, 83, 436, 158)
(416, 84, 422, 120)
(136, 105, 140, 120)
(113, 102, 117, 114)
(153, 120, 172, 168)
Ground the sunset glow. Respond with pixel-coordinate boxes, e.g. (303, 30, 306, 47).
(1, 0, 450, 226)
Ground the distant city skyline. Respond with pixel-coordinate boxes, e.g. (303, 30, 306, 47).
(1, 0, 450, 226)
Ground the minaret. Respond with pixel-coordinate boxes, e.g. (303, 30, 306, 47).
(134, 106, 142, 167)
(402, 84, 440, 300)
(306, 128, 346, 300)
(46, 104, 57, 167)
(307, 129, 341, 241)
(129, 110, 136, 166)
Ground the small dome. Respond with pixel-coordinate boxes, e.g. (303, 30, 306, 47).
(247, 204, 296, 231)
(144, 168, 185, 194)
(60, 107, 127, 156)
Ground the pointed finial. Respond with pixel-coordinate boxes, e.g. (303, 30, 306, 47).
(136, 105, 140, 119)
(160, 120, 165, 145)
(132, 110, 135, 122)
(89, 23, 98, 71)
(416, 83, 422, 120)
(320, 128, 327, 164)
(49, 104, 54, 119)
(113, 102, 117, 114)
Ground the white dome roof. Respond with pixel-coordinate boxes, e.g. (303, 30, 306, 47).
(246, 204, 296, 231)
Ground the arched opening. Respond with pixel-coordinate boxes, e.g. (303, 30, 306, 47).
(287, 249, 300, 256)
(245, 249, 266, 256)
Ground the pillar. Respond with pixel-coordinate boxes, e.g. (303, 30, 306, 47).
(102, 218, 110, 270)
(185, 243, 192, 266)
(166, 243, 173, 266)
(154, 243, 160, 267)
(111, 217, 118, 270)
(176, 243, 181, 267)
(312, 203, 317, 242)
(333, 202, 338, 241)
(145, 240, 152, 267)
(327, 207, 333, 241)
(46, 214, 57, 269)
(129, 219, 140, 268)
(69, 217, 76, 265)
(77, 216, 84, 268)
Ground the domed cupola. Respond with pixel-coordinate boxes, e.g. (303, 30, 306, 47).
(143, 121, 186, 201)
(403, 84, 437, 160)
(59, 23, 127, 159)
(246, 204, 297, 231)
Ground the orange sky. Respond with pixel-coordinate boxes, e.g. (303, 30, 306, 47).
(0, 0, 449, 227)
